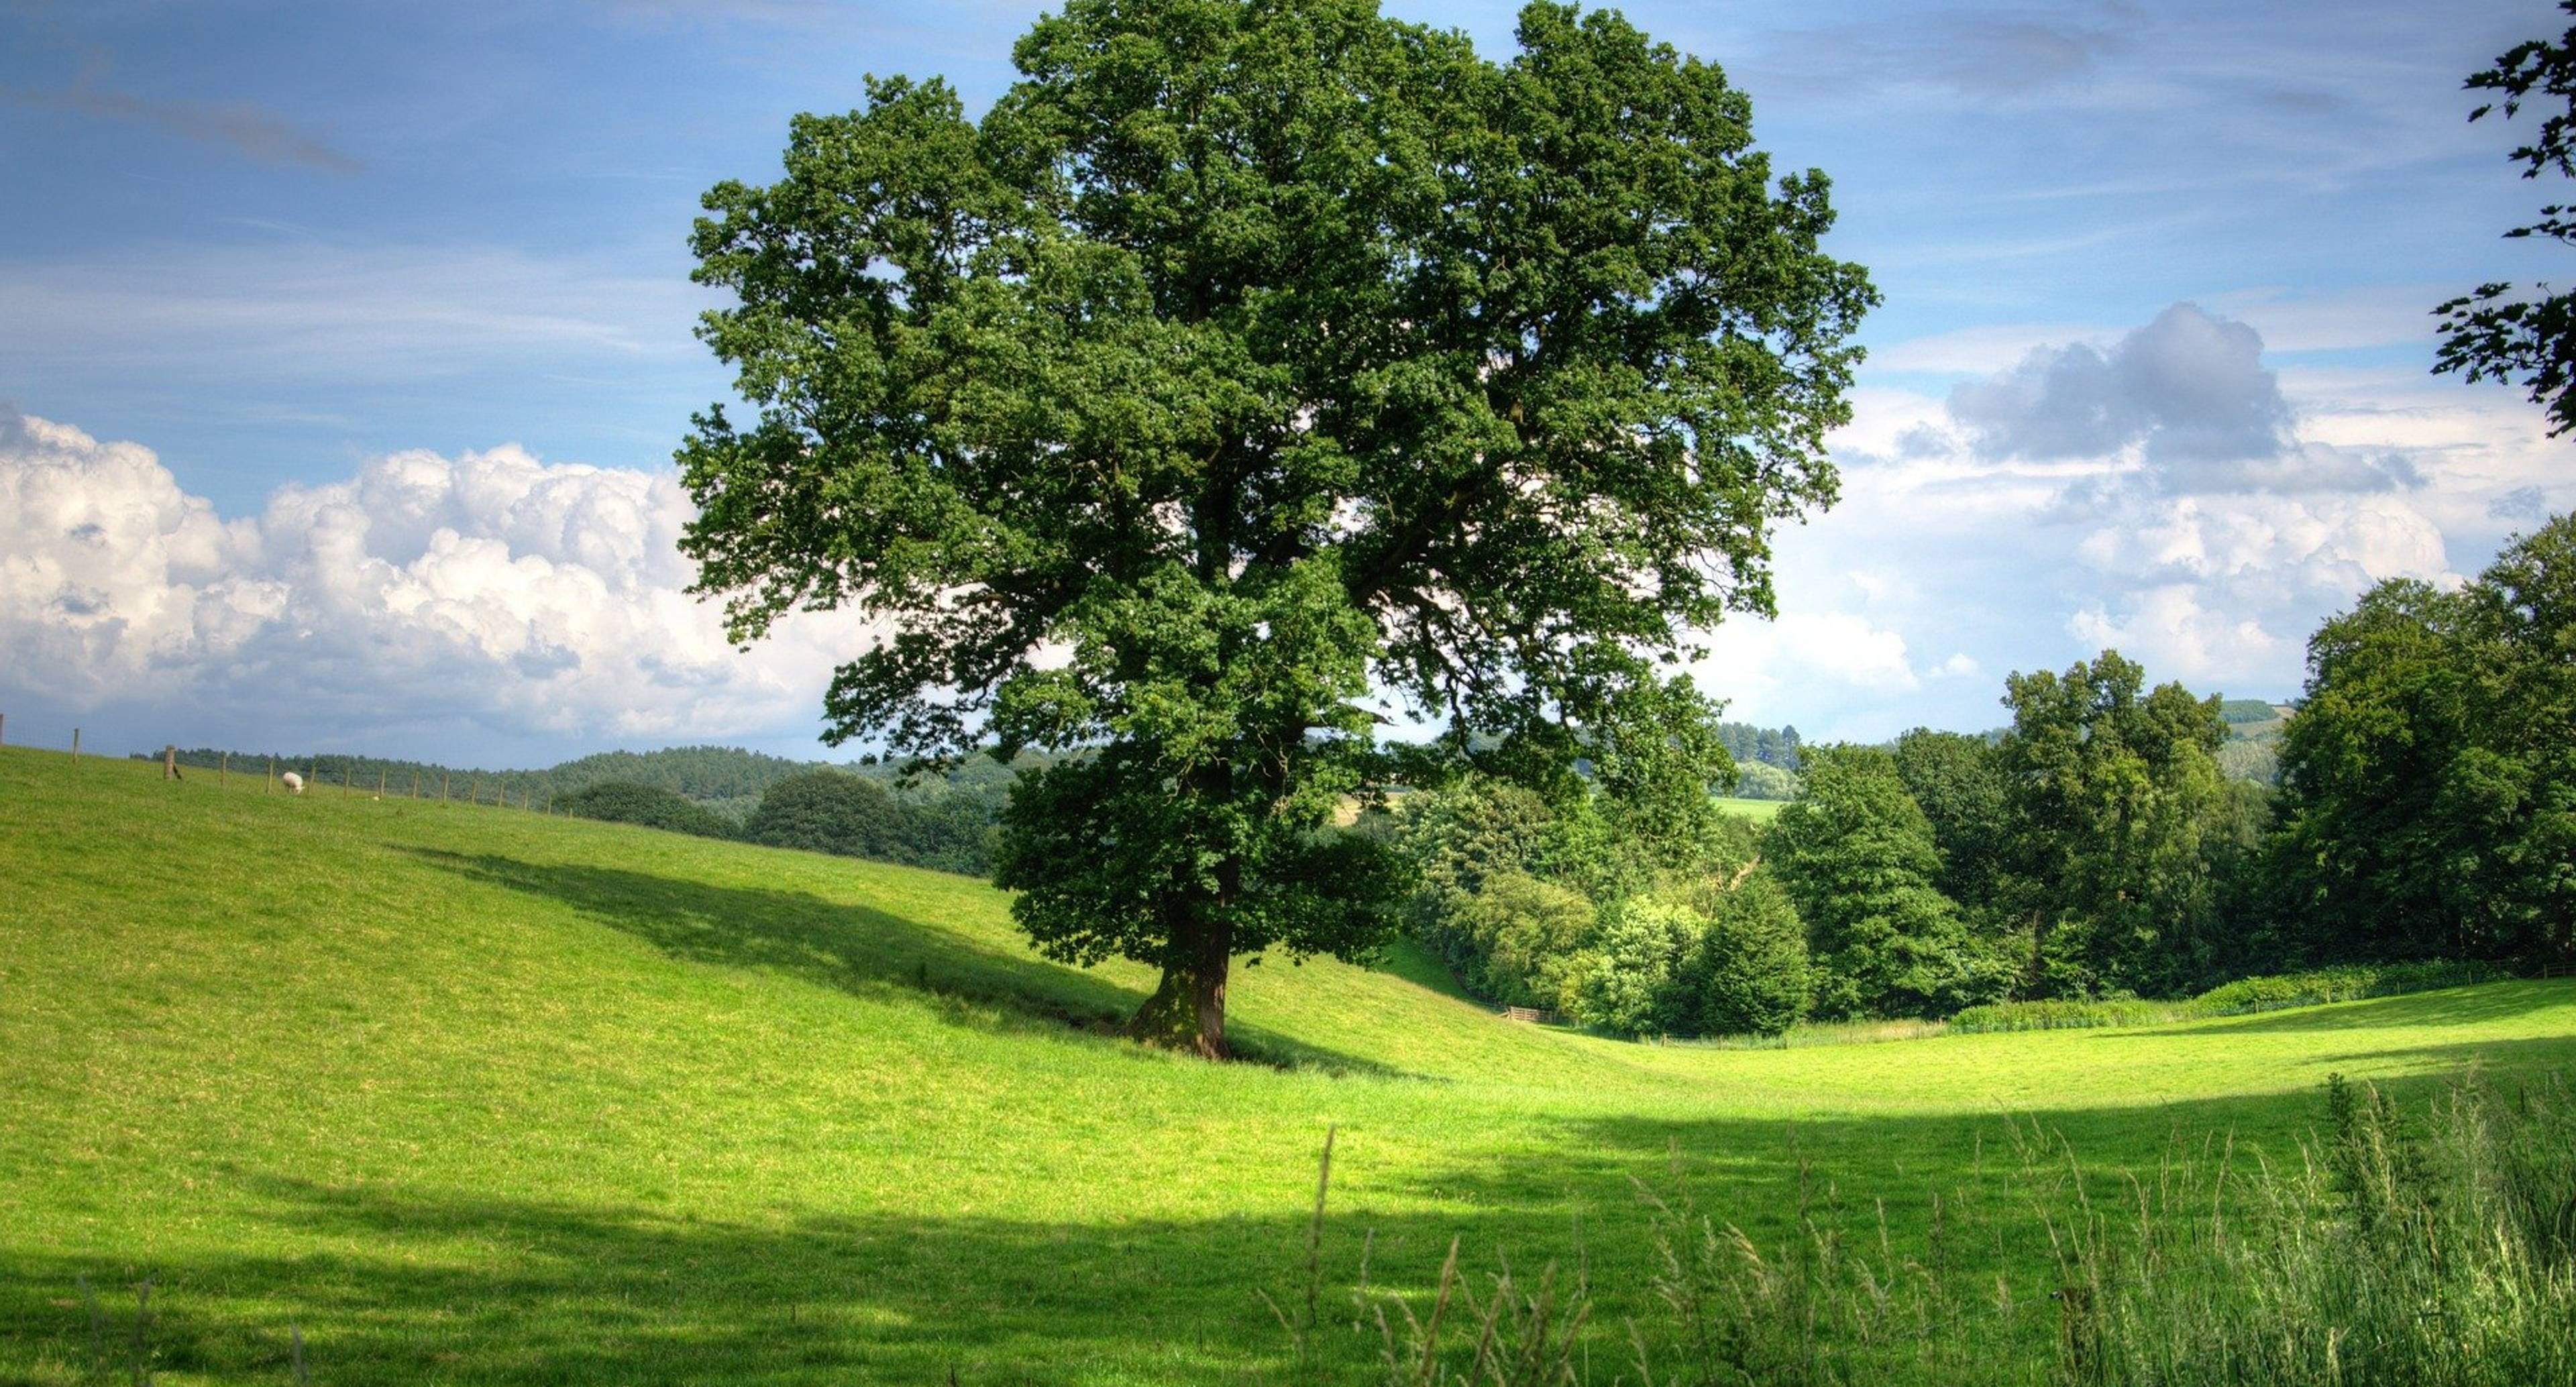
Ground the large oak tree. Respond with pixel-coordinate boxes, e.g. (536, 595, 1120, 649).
(677, 0, 1874, 1055)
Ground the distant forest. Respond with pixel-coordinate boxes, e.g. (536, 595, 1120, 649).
(140, 742, 1063, 877)
(144, 702, 2285, 865)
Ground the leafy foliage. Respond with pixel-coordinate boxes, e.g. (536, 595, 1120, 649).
(1566, 895, 1699, 1038)
(1992, 651, 2253, 997)
(676, 0, 1873, 1051)
(557, 781, 740, 840)
(1888, 728, 2011, 917)
(2273, 516, 2576, 968)
(743, 771, 909, 861)
(1766, 745, 1998, 1018)
(1730, 759, 1801, 800)
(2217, 698, 2286, 724)
(1446, 872, 1597, 1012)
(1676, 871, 1811, 1037)
(743, 769, 1004, 875)
(2436, 1, 2576, 434)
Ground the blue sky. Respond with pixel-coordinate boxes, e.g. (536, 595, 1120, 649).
(3, 0, 2568, 765)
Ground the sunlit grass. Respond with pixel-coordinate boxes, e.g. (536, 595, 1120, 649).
(4, 746, 2571, 1383)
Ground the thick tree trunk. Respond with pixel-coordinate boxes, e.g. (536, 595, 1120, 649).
(1126, 911, 1234, 1058)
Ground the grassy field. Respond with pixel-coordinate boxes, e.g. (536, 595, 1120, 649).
(1711, 794, 1785, 821)
(4, 746, 2572, 1384)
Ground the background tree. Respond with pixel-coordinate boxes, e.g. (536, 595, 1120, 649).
(2455, 516, 2576, 959)
(1889, 728, 2010, 917)
(2269, 584, 2471, 962)
(2275, 518, 2576, 966)
(1676, 871, 1811, 1036)
(559, 781, 741, 840)
(1994, 652, 2243, 997)
(678, 0, 1872, 1054)
(1766, 744, 1989, 1018)
(1452, 871, 1597, 1012)
(2435, 1, 2576, 433)
(745, 771, 908, 861)
(1566, 895, 1697, 1038)
(1399, 775, 1562, 986)
(1732, 759, 1801, 800)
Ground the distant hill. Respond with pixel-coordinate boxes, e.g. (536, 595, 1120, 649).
(146, 742, 843, 819)
(141, 740, 1072, 826)
(2217, 698, 2284, 724)
(2214, 695, 2294, 785)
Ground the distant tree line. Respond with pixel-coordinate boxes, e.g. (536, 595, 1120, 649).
(146, 742, 823, 813)
(559, 759, 1053, 877)
(1389, 516, 2576, 1037)
(1714, 722, 1803, 799)
(149, 742, 1026, 879)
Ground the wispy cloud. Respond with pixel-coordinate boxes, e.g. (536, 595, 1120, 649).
(0, 239, 710, 384)
(10, 81, 362, 172)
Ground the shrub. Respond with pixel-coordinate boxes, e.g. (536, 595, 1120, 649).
(557, 781, 738, 839)
(1947, 996, 2171, 1033)
(2183, 960, 2502, 1017)
(1566, 897, 1697, 1038)
(744, 771, 906, 859)
(1453, 872, 1597, 1012)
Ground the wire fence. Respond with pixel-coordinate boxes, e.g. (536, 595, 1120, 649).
(0, 712, 568, 815)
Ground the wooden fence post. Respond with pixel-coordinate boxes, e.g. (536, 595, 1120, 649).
(0, 710, 7, 746)
(377, 767, 386, 799)
(268, 757, 276, 793)
(221, 751, 229, 786)
(70, 727, 80, 757)
(441, 773, 449, 803)
(163, 744, 180, 781)
(411, 770, 421, 799)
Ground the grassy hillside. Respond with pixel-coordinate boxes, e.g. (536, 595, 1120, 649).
(5, 746, 2571, 1384)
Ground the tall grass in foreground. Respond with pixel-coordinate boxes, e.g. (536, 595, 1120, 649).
(1281, 1072, 2576, 1385)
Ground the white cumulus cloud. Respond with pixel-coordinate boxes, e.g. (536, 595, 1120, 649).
(0, 409, 869, 757)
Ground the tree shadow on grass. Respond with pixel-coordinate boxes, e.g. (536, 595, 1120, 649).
(23, 1052, 2573, 1386)
(1377, 1030, 2576, 1273)
(0, 1108, 2100, 1387)
(403, 849, 1411, 1080)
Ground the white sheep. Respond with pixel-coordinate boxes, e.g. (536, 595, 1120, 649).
(282, 771, 305, 795)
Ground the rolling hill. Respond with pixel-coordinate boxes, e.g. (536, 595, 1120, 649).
(4, 746, 2571, 1383)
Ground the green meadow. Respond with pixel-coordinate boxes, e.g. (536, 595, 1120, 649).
(4, 746, 2572, 1384)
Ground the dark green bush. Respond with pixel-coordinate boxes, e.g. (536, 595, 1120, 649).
(557, 781, 739, 839)
(1682, 872, 1811, 1037)
(1947, 996, 2169, 1033)
(744, 771, 906, 859)
(2184, 960, 2502, 1017)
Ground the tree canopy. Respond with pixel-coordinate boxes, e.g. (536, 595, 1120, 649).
(1767, 744, 1992, 1019)
(1993, 652, 2247, 997)
(2275, 517, 2576, 967)
(678, 0, 1873, 1054)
